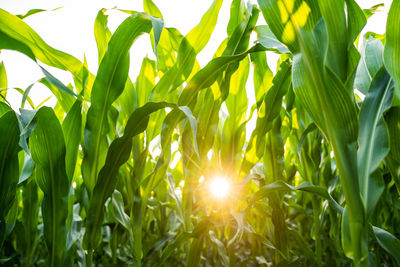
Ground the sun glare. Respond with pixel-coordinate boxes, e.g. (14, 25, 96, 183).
(209, 176, 230, 199)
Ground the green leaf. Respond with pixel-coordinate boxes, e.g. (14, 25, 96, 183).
(40, 66, 78, 97)
(21, 83, 34, 109)
(178, 44, 266, 107)
(16, 7, 60, 19)
(385, 106, 400, 193)
(250, 180, 343, 214)
(355, 37, 384, 94)
(373, 226, 400, 265)
(186, 0, 223, 54)
(227, 0, 247, 36)
(0, 8, 84, 78)
(255, 25, 290, 53)
(0, 61, 7, 98)
(292, 19, 367, 262)
(318, 0, 347, 81)
(82, 12, 163, 193)
(22, 178, 39, 266)
(358, 67, 394, 218)
(384, 0, 400, 106)
(143, 0, 163, 19)
(83, 102, 175, 250)
(111, 191, 131, 231)
(29, 107, 69, 267)
(94, 8, 112, 64)
(257, 0, 321, 53)
(254, 59, 291, 157)
(0, 104, 21, 239)
(62, 100, 82, 183)
(39, 78, 75, 113)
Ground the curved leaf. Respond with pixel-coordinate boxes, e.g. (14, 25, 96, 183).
(62, 100, 82, 183)
(83, 102, 175, 250)
(0, 8, 83, 77)
(82, 12, 163, 193)
(29, 107, 69, 267)
(0, 104, 21, 244)
(373, 226, 400, 265)
(250, 180, 343, 214)
(358, 67, 394, 218)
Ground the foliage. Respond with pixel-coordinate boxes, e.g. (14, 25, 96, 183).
(1, 0, 400, 266)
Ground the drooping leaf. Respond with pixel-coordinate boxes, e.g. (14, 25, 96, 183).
(0, 9, 84, 79)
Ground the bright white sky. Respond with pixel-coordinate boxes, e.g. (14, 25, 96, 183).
(0, 0, 391, 110)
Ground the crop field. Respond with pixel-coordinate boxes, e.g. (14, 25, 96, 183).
(0, 0, 400, 266)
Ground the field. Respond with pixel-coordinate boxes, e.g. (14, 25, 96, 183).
(1, 0, 400, 266)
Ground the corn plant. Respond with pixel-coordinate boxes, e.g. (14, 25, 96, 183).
(0, 0, 400, 266)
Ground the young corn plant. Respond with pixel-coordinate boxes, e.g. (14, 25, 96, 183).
(0, 0, 400, 266)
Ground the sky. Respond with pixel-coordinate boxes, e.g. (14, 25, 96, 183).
(0, 0, 392, 110)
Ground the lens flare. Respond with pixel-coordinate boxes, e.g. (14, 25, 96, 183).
(209, 176, 230, 198)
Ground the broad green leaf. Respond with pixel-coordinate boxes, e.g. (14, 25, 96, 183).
(358, 67, 394, 218)
(0, 103, 21, 247)
(257, 0, 321, 53)
(365, 38, 384, 77)
(373, 226, 400, 265)
(150, 0, 222, 101)
(384, 0, 400, 106)
(221, 58, 250, 169)
(227, 0, 248, 36)
(264, 118, 285, 183)
(218, 4, 259, 102)
(22, 178, 39, 266)
(83, 102, 176, 250)
(250, 50, 273, 104)
(355, 37, 384, 94)
(292, 19, 367, 262)
(136, 58, 157, 107)
(111, 190, 131, 231)
(186, 0, 223, 54)
(318, 0, 347, 81)
(62, 100, 82, 183)
(255, 25, 290, 54)
(82, 13, 163, 193)
(29, 107, 69, 267)
(143, 0, 163, 19)
(385, 107, 400, 192)
(254, 59, 291, 157)
(346, 0, 367, 43)
(223, 4, 259, 57)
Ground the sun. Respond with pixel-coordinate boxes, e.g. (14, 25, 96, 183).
(209, 176, 230, 198)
